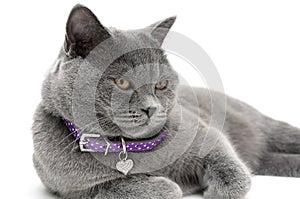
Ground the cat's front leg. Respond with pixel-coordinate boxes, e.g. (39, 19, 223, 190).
(93, 174, 182, 199)
(201, 130, 252, 199)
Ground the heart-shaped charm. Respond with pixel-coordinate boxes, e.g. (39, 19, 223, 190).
(116, 159, 134, 175)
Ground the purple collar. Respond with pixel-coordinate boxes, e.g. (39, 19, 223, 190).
(63, 119, 168, 153)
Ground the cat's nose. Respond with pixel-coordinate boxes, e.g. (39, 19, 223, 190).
(141, 106, 157, 118)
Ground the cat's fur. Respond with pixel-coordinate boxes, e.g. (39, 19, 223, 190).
(32, 4, 300, 199)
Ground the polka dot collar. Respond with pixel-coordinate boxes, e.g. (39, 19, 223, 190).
(63, 119, 168, 153)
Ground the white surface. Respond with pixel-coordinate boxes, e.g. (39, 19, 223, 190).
(184, 176, 300, 199)
(1, 0, 300, 198)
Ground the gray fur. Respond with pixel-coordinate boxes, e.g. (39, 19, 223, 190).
(32, 4, 300, 199)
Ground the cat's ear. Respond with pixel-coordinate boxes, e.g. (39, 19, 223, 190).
(148, 16, 176, 46)
(64, 4, 111, 58)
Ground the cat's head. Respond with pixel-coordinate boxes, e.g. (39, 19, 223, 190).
(42, 4, 179, 139)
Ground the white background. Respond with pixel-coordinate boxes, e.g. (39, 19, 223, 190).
(0, 0, 300, 198)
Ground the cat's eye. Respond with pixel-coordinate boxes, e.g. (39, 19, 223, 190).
(115, 78, 130, 90)
(155, 80, 168, 90)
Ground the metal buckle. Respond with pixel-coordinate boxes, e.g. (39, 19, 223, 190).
(79, 134, 101, 152)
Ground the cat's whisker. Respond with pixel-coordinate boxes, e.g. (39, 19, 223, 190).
(96, 120, 115, 128)
(71, 133, 80, 152)
(114, 119, 143, 122)
(49, 119, 100, 151)
(71, 143, 79, 152)
(56, 139, 78, 158)
(48, 130, 77, 152)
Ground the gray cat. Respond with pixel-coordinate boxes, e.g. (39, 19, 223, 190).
(32, 4, 300, 199)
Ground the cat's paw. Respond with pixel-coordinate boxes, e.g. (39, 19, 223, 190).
(148, 177, 183, 199)
(204, 169, 251, 199)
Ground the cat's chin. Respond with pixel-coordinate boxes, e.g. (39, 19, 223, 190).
(106, 132, 161, 142)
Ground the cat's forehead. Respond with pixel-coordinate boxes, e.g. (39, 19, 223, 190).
(89, 29, 168, 75)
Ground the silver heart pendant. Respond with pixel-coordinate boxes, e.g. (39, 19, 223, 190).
(116, 159, 134, 175)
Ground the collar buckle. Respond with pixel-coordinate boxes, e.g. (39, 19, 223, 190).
(79, 134, 101, 152)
